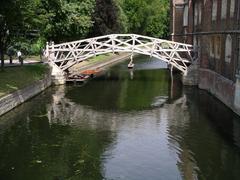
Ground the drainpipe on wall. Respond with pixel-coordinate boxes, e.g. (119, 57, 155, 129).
(172, 2, 176, 41)
(189, 0, 193, 45)
(192, 0, 195, 40)
(237, 1, 240, 25)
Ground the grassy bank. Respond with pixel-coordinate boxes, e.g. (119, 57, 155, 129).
(85, 53, 116, 64)
(69, 53, 129, 73)
(0, 64, 48, 97)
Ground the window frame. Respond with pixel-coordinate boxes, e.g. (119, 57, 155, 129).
(225, 35, 232, 63)
(183, 4, 189, 27)
(194, 3, 198, 26)
(221, 0, 227, 19)
(212, 0, 217, 21)
(230, 0, 235, 18)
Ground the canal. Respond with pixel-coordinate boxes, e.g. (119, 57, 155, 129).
(0, 56, 240, 180)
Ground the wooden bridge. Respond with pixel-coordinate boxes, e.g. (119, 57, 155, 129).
(45, 34, 192, 73)
(45, 34, 193, 81)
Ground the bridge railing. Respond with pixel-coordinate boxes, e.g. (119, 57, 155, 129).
(45, 34, 193, 74)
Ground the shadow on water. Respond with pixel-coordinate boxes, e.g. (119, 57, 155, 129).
(172, 87, 240, 180)
(0, 56, 240, 179)
(65, 56, 171, 111)
(0, 89, 114, 180)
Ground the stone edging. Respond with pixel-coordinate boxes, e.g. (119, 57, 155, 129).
(198, 68, 240, 116)
(0, 68, 52, 117)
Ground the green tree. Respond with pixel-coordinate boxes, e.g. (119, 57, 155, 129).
(120, 0, 148, 34)
(40, 0, 95, 42)
(144, 0, 170, 38)
(0, 0, 170, 66)
(91, 0, 127, 36)
(119, 0, 169, 38)
(0, 0, 23, 69)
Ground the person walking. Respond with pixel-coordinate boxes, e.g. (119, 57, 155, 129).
(17, 50, 23, 66)
(7, 47, 14, 64)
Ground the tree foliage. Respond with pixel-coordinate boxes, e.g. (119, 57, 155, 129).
(39, 0, 95, 42)
(119, 0, 170, 38)
(0, 0, 170, 65)
(91, 0, 123, 36)
(0, 0, 24, 68)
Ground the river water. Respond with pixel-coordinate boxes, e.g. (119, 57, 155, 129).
(0, 56, 240, 180)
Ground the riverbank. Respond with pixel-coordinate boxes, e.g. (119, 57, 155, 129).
(69, 53, 131, 75)
(0, 54, 131, 116)
(0, 64, 48, 97)
(0, 64, 52, 116)
(198, 68, 240, 117)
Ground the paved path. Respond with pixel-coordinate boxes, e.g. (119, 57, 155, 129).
(3, 59, 42, 67)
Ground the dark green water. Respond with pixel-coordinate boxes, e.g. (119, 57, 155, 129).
(0, 56, 240, 180)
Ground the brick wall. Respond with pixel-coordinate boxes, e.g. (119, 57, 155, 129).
(171, 0, 240, 115)
(171, 0, 240, 80)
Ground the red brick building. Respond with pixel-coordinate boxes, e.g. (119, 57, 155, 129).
(171, 0, 240, 115)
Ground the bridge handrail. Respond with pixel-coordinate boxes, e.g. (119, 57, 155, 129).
(46, 34, 193, 75)
(50, 34, 193, 48)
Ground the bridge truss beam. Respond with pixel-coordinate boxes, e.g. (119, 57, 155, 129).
(45, 34, 193, 74)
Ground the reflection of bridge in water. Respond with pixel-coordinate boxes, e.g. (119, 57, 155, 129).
(0, 83, 240, 179)
(45, 34, 193, 84)
(47, 86, 171, 127)
(46, 86, 193, 179)
(46, 85, 240, 180)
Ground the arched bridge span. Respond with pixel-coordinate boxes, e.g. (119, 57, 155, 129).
(45, 34, 193, 74)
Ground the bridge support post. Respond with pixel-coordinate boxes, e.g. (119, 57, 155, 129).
(47, 42, 66, 85)
(49, 62, 66, 85)
(182, 61, 199, 86)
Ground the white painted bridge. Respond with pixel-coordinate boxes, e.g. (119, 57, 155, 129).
(45, 34, 193, 75)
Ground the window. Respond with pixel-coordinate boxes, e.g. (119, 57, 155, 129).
(210, 36, 214, 58)
(204, 0, 207, 6)
(230, 0, 235, 18)
(198, 3, 202, 24)
(210, 36, 221, 59)
(215, 36, 221, 59)
(183, 5, 189, 26)
(238, 37, 240, 72)
(193, 36, 198, 59)
(197, 39, 201, 58)
(212, 0, 217, 21)
(193, 36, 197, 47)
(194, 2, 202, 25)
(194, 3, 198, 26)
(225, 35, 232, 63)
(221, 0, 227, 19)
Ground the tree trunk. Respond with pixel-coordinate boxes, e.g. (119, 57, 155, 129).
(9, 55, 12, 64)
(20, 56, 23, 66)
(0, 49, 4, 71)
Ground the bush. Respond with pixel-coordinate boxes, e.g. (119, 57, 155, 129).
(29, 38, 46, 55)
(10, 37, 46, 56)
